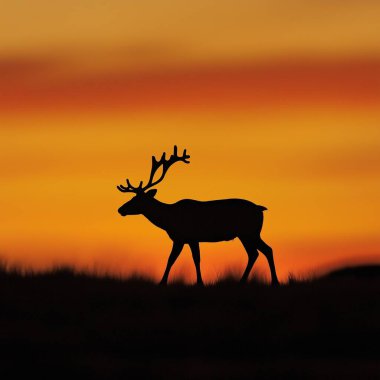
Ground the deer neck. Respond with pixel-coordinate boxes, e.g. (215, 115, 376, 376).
(142, 198, 171, 231)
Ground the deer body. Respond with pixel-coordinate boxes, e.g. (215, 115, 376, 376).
(133, 198, 266, 243)
(117, 146, 279, 286)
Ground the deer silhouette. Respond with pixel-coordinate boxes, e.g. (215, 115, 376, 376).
(117, 146, 279, 286)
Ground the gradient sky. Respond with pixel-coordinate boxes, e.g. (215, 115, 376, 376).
(1, 1, 380, 282)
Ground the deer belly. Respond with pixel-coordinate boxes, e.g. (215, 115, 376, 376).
(168, 221, 238, 242)
(170, 233, 237, 243)
(198, 234, 236, 242)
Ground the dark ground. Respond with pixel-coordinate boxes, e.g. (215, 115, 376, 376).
(0, 265, 379, 379)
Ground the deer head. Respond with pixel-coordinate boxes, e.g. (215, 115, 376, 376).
(117, 146, 190, 216)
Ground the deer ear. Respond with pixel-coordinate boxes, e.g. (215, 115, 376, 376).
(146, 189, 157, 198)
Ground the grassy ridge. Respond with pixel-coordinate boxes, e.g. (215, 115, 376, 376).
(0, 265, 379, 379)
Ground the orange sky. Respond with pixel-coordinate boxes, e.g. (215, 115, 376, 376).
(1, 1, 380, 282)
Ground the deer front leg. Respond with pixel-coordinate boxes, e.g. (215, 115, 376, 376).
(159, 241, 184, 285)
(189, 242, 204, 286)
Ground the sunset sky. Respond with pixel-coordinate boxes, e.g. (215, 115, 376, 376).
(1, 1, 379, 282)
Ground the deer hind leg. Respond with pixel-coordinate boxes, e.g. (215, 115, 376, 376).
(239, 237, 259, 283)
(189, 242, 204, 286)
(159, 241, 184, 285)
(257, 238, 280, 286)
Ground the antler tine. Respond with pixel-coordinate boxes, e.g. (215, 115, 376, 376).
(181, 148, 190, 163)
(116, 185, 129, 192)
(127, 179, 143, 189)
(117, 179, 143, 193)
(168, 145, 190, 163)
(142, 145, 190, 191)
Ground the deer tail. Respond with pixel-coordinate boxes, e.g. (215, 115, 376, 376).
(257, 205, 267, 211)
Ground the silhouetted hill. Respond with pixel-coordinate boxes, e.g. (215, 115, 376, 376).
(323, 264, 380, 279)
(0, 265, 379, 379)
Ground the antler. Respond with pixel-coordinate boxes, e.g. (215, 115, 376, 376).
(117, 145, 190, 193)
(116, 179, 144, 193)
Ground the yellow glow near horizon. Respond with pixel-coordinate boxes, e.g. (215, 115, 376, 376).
(1, 108, 380, 281)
